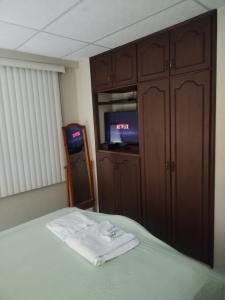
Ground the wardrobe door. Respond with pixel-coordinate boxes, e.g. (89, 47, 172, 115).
(139, 79, 171, 242)
(170, 71, 211, 264)
(138, 33, 169, 82)
(112, 45, 137, 88)
(118, 155, 141, 222)
(97, 152, 119, 214)
(91, 53, 112, 91)
(170, 16, 211, 75)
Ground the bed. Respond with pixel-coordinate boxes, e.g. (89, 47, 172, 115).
(0, 207, 224, 300)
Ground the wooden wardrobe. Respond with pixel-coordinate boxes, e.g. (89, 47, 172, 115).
(90, 11, 216, 266)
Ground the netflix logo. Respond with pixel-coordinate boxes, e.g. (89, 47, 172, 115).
(116, 124, 129, 130)
(72, 131, 81, 138)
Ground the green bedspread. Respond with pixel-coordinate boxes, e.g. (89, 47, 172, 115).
(0, 208, 224, 300)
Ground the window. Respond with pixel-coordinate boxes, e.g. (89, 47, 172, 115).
(0, 61, 65, 197)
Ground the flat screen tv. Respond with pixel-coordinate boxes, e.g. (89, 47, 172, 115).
(65, 126, 84, 154)
(104, 110, 138, 144)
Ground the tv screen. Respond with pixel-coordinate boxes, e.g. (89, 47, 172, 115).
(65, 127, 84, 154)
(104, 111, 138, 144)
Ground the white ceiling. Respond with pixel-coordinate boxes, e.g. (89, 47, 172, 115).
(0, 0, 224, 61)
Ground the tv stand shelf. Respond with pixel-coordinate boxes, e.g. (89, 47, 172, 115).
(98, 145, 139, 155)
(97, 99, 137, 106)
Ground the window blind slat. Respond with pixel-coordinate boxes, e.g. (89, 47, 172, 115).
(1, 67, 19, 194)
(42, 71, 55, 184)
(12, 67, 28, 191)
(47, 71, 60, 183)
(0, 65, 65, 198)
(52, 72, 65, 180)
(25, 69, 42, 188)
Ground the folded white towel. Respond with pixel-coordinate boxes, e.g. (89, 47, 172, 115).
(47, 212, 139, 266)
(47, 212, 96, 241)
(66, 221, 139, 266)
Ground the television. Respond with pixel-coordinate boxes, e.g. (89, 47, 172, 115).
(104, 111, 138, 145)
(65, 126, 84, 154)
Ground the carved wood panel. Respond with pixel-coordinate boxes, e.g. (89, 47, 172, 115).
(170, 70, 210, 263)
(138, 33, 169, 81)
(170, 16, 211, 74)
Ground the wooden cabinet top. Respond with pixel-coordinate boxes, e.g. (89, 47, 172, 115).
(90, 11, 215, 92)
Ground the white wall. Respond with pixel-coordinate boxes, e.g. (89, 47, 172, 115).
(214, 6, 225, 273)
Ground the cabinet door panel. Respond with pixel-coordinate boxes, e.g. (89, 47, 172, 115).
(139, 79, 171, 242)
(170, 71, 210, 264)
(97, 153, 119, 213)
(138, 33, 169, 82)
(91, 53, 112, 91)
(118, 156, 140, 222)
(170, 16, 211, 74)
(113, 45, 137, 87)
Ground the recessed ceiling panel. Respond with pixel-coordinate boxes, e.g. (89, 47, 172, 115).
(18, 33, 88, 58)
(0, 0, 80, 30)
(64, 44, 109, 60)
(46, 0, 183, 42)
(97, 1, 207, 48)
(0, 21, 36, 49)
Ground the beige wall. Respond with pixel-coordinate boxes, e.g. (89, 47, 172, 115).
(214, 6, 225, 273)
(0, 183, 67, 231)
(0, 50, 74, 231)
(60, 60, 98, 202)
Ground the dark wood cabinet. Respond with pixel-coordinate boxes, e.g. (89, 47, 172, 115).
(117, 155, 140, 221)
(170, 70, 211, 262)
(113, 45, 137, 87)
(91, 53, 112, 91)
(97, 151, 140, 221)
(97, 152, 119, 214)
(139, 70, 213, 264)
(91, 45, 137, 91)
(139, 79, 171, 242)
(170, 16, 211, 75)
(138, 33, 169, 82)
(91, 11, 216, 266)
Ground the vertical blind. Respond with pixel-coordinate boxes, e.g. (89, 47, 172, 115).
(0, 65, 65, 198)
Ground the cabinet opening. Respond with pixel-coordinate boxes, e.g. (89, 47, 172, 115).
(96, 91, 139, 154)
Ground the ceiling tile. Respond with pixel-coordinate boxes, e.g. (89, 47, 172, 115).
(196, 0, 225, 9)
(0, 0, 80, 30)
(64, 44, 109, 60)
(46, 0, 183, 42)
(0, 21, 36, 49)
(18, 33, 88, 58)
(97, 1, 207, 48)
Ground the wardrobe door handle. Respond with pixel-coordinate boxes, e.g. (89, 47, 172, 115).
(164, 60, 169, 71)
(170, 161, 176, 172)
(165, 161, 176, 172)
(170, 58, 175, 69)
